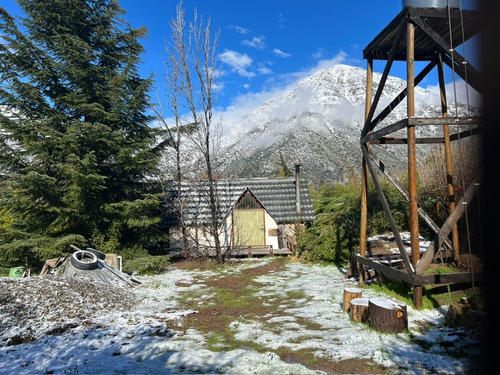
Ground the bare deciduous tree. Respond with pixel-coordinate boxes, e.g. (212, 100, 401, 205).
(160, 0, 226, 262)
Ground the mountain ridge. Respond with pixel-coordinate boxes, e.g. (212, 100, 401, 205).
(218, 63, 477, 186)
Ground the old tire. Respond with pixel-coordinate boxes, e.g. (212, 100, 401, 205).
(71, 250, 98, 270)
(85, 247, 106, 260)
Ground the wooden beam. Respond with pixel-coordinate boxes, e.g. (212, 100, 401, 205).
(410, 15, 481, 91)
(362, 22, 406, 137)
(408, 117, 481, 126)
(369, 137, 443, 144)
(366, 60, 437, 134)
(365, 149, 454, 252)
(361, 144, 415, 273)
(416, 181, 479, 274)
(361, 119, 408, 143)
(358, 256, 483, 286)
(414, 271, 483, 286)
(357, 255, 414, 284)
(366, 128, 481, 144)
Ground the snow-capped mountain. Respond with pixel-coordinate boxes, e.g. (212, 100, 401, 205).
(218, 64, 477, 186)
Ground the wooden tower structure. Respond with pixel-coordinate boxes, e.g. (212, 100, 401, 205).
(358, 3, 482, 308)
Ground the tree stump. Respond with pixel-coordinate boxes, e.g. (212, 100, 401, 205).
(343, 288, 362, 312)
(349, 298, 369, 322)
(368, 297, 408, 333)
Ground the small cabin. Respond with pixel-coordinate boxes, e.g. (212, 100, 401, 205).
(164, 163, 315, 258)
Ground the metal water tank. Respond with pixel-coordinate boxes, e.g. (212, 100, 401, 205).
(402, 0, 460, 8)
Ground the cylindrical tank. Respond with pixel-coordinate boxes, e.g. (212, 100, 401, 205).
(403, 0, 460, 8)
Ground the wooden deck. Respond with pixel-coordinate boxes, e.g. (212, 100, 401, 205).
(167, 246, 294, 259)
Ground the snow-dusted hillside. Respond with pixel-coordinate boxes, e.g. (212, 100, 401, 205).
(217, 64, 477, 185)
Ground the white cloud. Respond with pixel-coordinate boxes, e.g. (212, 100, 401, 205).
(311, 48, 327, 60)
(234, 25, 250, 35)
(242, 36, 266, 49)
(425, 79, 482, 108)
(219, 49, 256, 78)
(272, 48, 291, 58)
(278, 13, 285, 30)
(258, 66, 273, 75)
(216, 51, 351, 133)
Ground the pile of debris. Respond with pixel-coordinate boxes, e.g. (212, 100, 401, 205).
(40, 245, 140, 288)
(1, 246, 142, 345)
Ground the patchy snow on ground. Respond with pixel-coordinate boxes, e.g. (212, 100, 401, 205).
(0, 258, 483, 375)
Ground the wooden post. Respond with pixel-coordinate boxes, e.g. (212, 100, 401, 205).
(248, 246, 252, 258)
(359, 57, 373, 286)
(368, 297, 408, 333)
(350, 298, 370, 323)
(343, 287, 362, 312)
(437, 53, 459, 261)
(406, 19, 422, 309)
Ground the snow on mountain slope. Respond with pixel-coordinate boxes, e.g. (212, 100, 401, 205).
(218, 64, 476, 185)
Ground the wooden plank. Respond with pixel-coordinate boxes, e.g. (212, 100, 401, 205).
(369, 137, 445, 144)
(363, 8, 407, 59)
(365, 149, 454, 252)
(358, 255, 483, 286)
(414, 271, 483, 286)
(361, 119, 408, 143)
(357, 255, 414, 284)
(449, 126, 482, 141)
(416, 181, 479, 274)
(362, 22, 406, 137)
(361, 145, 415, 273)
(408, 117, 481, 126)
(366, 60, 437, 134)
(410, 16, 481, 91)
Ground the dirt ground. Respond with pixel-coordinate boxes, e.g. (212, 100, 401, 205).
(171, 257, 392, 374)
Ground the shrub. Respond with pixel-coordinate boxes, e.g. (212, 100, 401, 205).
(122, 255, 172, 275)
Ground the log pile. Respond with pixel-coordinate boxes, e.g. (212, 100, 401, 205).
(344, 289, 408, 333)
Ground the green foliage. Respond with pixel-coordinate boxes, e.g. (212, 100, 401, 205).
(0, 268, 9, 277)
(416, 138, 481, 245)
(0, 0, 168, 268)
(297, 181, 362, 264)
(297, 175, 410, 266)
(122, 255, 172, 275)
(277, 152, 293, 177)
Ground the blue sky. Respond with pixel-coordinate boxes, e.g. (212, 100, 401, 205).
(2, 0, 480, 121)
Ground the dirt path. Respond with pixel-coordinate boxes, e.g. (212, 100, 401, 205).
(172, 258, 392, 374)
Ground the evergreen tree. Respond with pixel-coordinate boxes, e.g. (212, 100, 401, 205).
(0, 0, 167, 269)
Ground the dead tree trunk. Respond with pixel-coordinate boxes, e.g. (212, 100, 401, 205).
(368, 297, 408, 333)
(350, 298, 369, 323)
(343, 288, 362, 312)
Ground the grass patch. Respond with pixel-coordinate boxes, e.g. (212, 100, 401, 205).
(367, 279, 484, 309)
(169, 257, 397, 374)
(0, 268, 10, 277)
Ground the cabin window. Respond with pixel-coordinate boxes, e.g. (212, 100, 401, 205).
(235, 191, 263, 210)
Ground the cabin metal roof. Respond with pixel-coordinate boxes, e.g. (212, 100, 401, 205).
(165, 177, 315, 226)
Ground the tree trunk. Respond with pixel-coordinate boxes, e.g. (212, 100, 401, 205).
(343, 287, 362, 312)
(349, 298, 369, 323)
(368, 297, 408, 333)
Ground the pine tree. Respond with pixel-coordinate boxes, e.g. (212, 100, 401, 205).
(0, 0, 167, 269)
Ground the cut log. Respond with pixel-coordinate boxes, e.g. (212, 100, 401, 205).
(343, 287, 362, 312)
(349, 298, 369, 322)
(368, 297, 408, 333)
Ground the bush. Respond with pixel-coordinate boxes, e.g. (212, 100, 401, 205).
(297, 175, 410, 266)
(122, 255, 172, 275)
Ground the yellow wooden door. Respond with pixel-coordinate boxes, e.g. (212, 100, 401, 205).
(233, 209, 265, 247)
